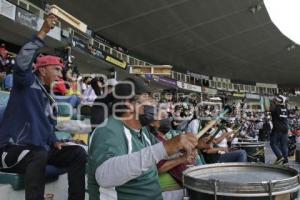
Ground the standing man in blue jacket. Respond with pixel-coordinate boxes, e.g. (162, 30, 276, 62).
(0, 15, 86, 200)
(270, 95, 289, 165)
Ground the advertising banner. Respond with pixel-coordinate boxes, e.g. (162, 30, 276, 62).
(147, 75, 177, 87)
(105, 55, 127, 69)
(177, 81, 202, 93)
(157, 76, 177, 87)
(246, 93, 260, 100)
(186, 70, 209, 80)
(233, 93, 245, 98)
(72, 36, 87, 51)
(203, 87, 218, 95)
(0, 0, 16, 20)
(15, 7, 38, 30)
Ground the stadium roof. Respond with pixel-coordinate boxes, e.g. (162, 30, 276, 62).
(36, 0, 300, 86)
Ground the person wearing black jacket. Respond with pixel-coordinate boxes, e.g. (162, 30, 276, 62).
(270, 95, 289, 165)
(90, 77, 116, 133)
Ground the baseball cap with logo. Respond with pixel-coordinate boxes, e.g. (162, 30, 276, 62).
(35, 55, 65, 70)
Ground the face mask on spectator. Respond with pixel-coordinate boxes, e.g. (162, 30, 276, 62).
(158, 118, 172, 134)
(139, 105, 155, 126)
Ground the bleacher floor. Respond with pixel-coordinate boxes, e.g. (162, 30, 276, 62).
(264, 142, 300, 171)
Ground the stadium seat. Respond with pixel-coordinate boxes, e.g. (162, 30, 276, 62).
(0, 91, 9, 107)
(57, 103, 85, 121)
(55, 131, 72, 141)
(57, 103, 73, 117)
(0, 165, 65, 190)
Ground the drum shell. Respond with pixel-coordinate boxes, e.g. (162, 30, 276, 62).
(183, 163, 300, 200)
(186, 189, 298, 200)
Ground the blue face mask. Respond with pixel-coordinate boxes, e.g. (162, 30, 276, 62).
(139, 105, 155, 126)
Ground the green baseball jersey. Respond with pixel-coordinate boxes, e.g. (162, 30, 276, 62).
(88, 116, 163, 200)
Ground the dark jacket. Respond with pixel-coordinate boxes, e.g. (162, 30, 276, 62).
(90, 93, 114, 133)
(271, 104, 289, 133)
(0, 36, 58, 150)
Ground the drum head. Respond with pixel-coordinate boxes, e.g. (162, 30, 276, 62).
(183, 163, 300, 197)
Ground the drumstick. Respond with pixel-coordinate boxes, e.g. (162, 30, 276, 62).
(196, 119, 217, 139)
(196, 106, 232, 139)
(231, 126, 242, 138)
(205, 124, 226, 144)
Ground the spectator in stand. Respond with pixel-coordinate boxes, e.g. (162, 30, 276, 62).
(3, 68, 13, 91)
(65, 66, 81, 96)
(0, 15, 87, 200)
(270, 95, 289, 165)
(202, 124, 247, 163)
(171, 105, 183, 130)
(186, 111, 201, 134)
(81, 76, 97, 104)
(148, 119, 194, 200)
(79, 76, 100, 118)
(90, 77, 117, 132)
(0, 44, 8, 70)
(54, 66, 81, 108)
(53, 78, 68, 96)
(0, 45, 15, 89)
(90, 76, 104, 96)
(88, 77, 198, 200)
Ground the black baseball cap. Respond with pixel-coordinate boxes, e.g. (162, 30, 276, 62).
(114, 76, 150, 99)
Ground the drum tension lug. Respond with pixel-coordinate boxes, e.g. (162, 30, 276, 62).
(268, 180, 273, 200)
(262, 180, 273, 200)
(183, 188, 190, 200)
(212, 179, 219, 200)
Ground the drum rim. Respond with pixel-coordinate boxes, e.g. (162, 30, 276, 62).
(185, 185, 300, 197)
(238, 138, 258, 140)
(232, 142, 265, 147)
(183, 163, 300, 197)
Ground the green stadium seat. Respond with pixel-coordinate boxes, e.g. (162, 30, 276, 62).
(0, 91, 10, 107)
(57, 103, 73, 117)
(0, 165, 64, 190)
(55, 131, 72, 140)
(0, 172, 24, 190)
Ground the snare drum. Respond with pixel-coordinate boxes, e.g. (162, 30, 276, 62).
(183, 163, 300, 200)
(232, 142, 265, 163)
(238, 137, 258, 143)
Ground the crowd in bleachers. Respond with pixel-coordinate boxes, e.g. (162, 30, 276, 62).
(0, 44, 15, 91)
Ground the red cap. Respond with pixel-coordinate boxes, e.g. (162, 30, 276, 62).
(35, 55, 64, 70)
